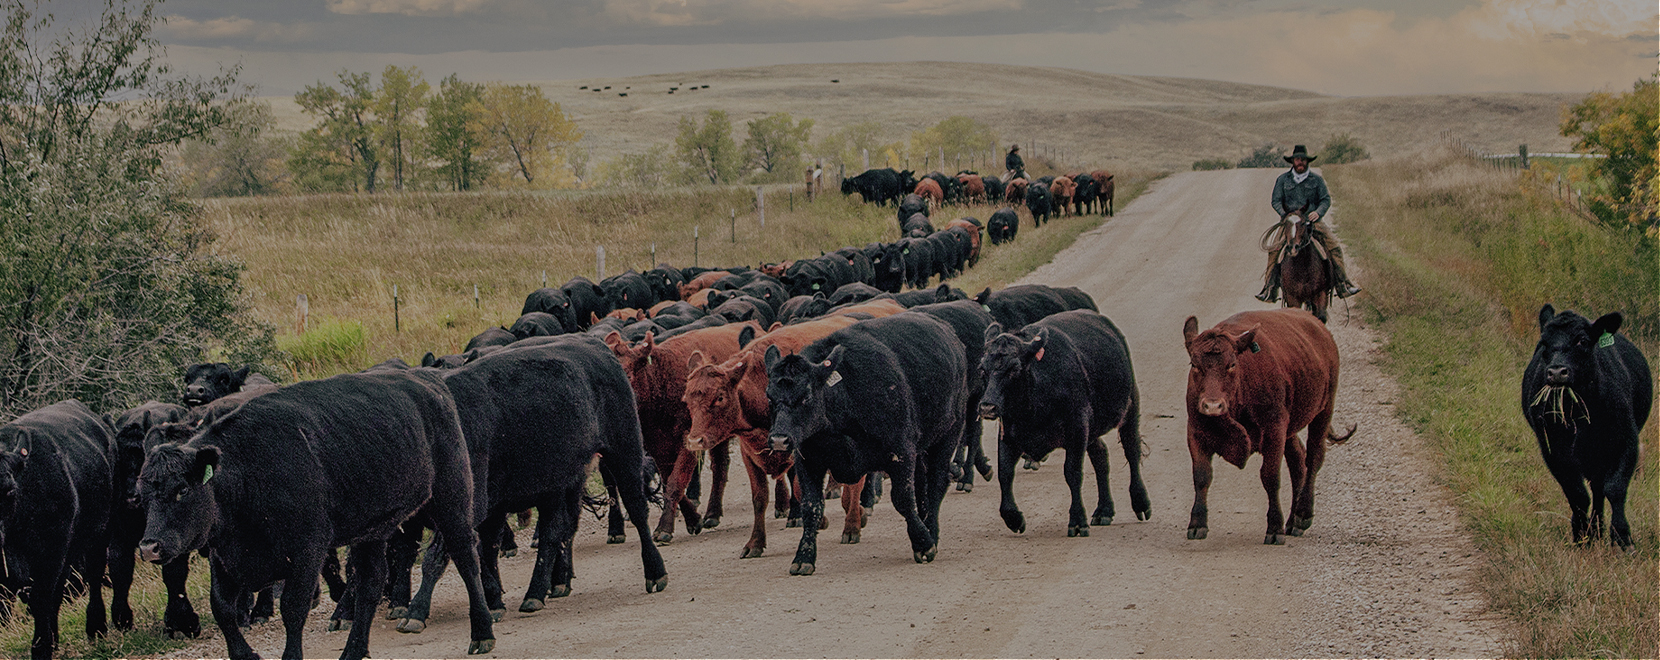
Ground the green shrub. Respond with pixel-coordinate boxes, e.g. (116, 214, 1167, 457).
(1321, 133, 1370, 164)
(1236, 143, 1282, 168)
(1191, 158, 1233, 171)
(278, 318, 369, 377)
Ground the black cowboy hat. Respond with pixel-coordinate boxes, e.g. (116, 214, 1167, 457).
(1009, 144, 1020, 152)
(1283, 145, 1317, 163)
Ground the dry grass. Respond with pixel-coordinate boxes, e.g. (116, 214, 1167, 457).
(1328, 143, 1658, 659)
(263, 62, 1579, 175)
(202, 170, 1158, 379)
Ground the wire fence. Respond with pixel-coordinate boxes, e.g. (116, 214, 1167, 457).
(1441, 134, 1601, 222)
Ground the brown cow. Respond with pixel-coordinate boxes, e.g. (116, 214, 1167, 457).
(1182, 309, 1354, 545)
(1090, 169, 1115, 216)
(682, 316, 867, 558)
(914, 178, 945, 209)
(1005, 178, 1028, 205)
(957, 174, 986, 204)
(1050, 176, 1075, 217)
(605, 321, 761, 544)
(678, 271, 727, 300)
(686, 288, 717, 310)
(759, 262, 791, 279)
(647, 300, 678, 317)
(828, 298, 907, 319)
(607, 307, 646, 322)
(945, 218, 984, 267)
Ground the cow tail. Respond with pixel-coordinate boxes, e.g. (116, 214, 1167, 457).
(1327, 423, 1357, 445)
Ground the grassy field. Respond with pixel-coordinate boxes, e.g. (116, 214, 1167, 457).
(1328, 143, 1658, 658)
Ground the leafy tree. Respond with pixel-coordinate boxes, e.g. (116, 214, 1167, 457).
(743, 112, 813, 182)
(291, 70, 379, 192)
(478, 83, 582, 188)
(426, 74, 488, 191)
(0, 0, 275, 417)
(1320, 133, 1370, 165)
(178, 99, 292, 196)
(375, 65, 429, 192)
(813, 121, 887, 171)
(1560, 76, 1658, 228)
(594, 144, 674, 188)
(909, 116, 997, 171)
(675, 110, 741, 185)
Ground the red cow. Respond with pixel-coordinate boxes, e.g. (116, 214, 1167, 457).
(605, 321, 762, 543)
(682, 316, 867, 558)
(914, 178, 944, 208)
(678, 271, 727, 300)
(1005, 178, 1028, 205)
(1181, 309, 1354, 545)
(1090, 169, 1115, 216)
(759, 262, 791, 279)
(1050, 176, 1075, 217)
(957, 174, 986, 204)
(828, 298, 906, 319)
(945, 218, 984, 267)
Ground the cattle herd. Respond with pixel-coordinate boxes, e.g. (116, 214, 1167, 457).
(0, 165, 1649, 660)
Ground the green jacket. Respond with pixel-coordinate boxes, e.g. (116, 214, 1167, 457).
(1271, 169, 1331, 218)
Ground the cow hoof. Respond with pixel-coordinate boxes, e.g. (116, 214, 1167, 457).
(468, 639, 496, 655)
(702, 516, 721, 529)
(774, 510, 787, 519)
(789, 562, 816, 576)
(490, 608, 506, 623)
(1001, 510, 1026, 534)
(742, 546, 764, 559)
(975, 461, 993, 480)
(551, 584, 571, 598)
(1187, 527, 1208, 540)
(1022, 459, 1040, 471)
(1285, 526, 1304, 537)
(785, 517, 801, 528)
(1091, 514, 1113, 526)
(653, 531, 674, 545)
(530, 538, 540, 549)
(250, 616, 270, 626)
(395, 618, 425, 634)
(168, 630, 190, 640)
(607, 534, 626, 544)
(520, 598, 544, 613)
(841, 532, 860, 544)
(1067, 525, 1089, 537)
(1291, 514, 1312, 531)
(646, 576, 668, 593)
(1136, 509, 1152, 522)
(1264, 533, 1285, 545)
(501, 547, 517, 558)
(914, 547, 937, 563)
(386, 606, 407, 620)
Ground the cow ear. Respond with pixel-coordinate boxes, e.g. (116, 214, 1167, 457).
(421, 352, 438, 368)
(1023, 330, 1047, 360)
(934, 284, 951, 301)
(1592, 312, 1623, 338)
(192, 445, 221, 485)
(1538, 304, 1556, 330)
(462, 349, 485, 364)
(686, 350, 708, 372)
(591, 284, 606, 298)
(737, 325, 757, 349)
(589, 312, 601, 325)
(233, 366, 251, 385)
(975, 287, 992, 304)
(764, 345, 783, 371)
(1233, 325, 1261, 355)
(1182, 316, 1200, 349)
(642, 331, 657, 351)
(820, 345, 847, 377)
(812, 291, 826, 301)
(602, 330, 625, 353)
(983, 322, 1004, 344)
(767, 322, 782, 332)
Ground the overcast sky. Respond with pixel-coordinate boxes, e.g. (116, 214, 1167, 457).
(142, 0, 1655, 97)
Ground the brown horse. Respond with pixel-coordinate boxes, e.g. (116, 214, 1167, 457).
(1275, 211, 1333, 323)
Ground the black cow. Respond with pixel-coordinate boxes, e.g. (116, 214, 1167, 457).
(897, 194, 930, 226)
(832, 247, 876, 285)
(1025, 181, 1053, 226)
(765, 313, 968, 575)
(465, 327, 517, 352)
(1071, 173, 1100, 216)
(981, 176, 1005, 204)
(0, 400, 113, 660)
(520, 288, 580, 334)
(739, 277, 790, 315)
(643, 266, 686, 303)
(903, 213, 935, 238)
(828, 282, 883, 306)
(182, 363, 270, 407)
(896, 237, 937, 289)
(987, 208, 1019, 245)
(137, 370, 497, 660)
(400, 334, 668, 630)
(108, 402, 195, 638)
(653, 314, 729, 341)
(620, 319, 666, 343)
(866, 242, 907, 293)
(840, 168, 912, 206)
(973, 284, 1098, 330)
(562, 276, 612, 329)
(1523, 306, 1652, 550)
(708, 293, 777, 328)
(602, 271, 657, 312)
(509, 312, 566, 340)
(886, 284, 966, 308)
(908, 301, 997, 493)
(778, 294, 833, 325)
(980, 310, 1150, 536)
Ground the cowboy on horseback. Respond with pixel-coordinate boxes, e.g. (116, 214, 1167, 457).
(1255, 144, 1362, 303)
(1002, 144, 1026, 183)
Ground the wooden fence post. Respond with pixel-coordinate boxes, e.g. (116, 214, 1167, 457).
(296, 294, 309, 335)
(596, 246, 606, 281)
(392, 285, 399, 334)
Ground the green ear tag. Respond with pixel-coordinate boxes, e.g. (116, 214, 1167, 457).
(1598, 332, 1614, 349)
(1250, 342, 1262, 353)
(981, 304, 992, 312)
(202, 465, 214, 484)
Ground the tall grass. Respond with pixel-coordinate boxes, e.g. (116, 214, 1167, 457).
(1329, 142, 1658, 658)
(202, 173, 1157, 380)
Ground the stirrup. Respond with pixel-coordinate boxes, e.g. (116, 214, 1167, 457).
(1337, 284, 1361, 298)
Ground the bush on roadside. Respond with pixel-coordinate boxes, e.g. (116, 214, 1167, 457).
(1236, 143, 1282, 168)
(1192, 158, 1233, 171)
(1320, 133, 1370, 164)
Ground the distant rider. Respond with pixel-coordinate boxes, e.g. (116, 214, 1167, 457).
(1003, 144, 1026, 183)
(1256, 144, 1362, 302)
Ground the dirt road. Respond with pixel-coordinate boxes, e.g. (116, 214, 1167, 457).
(196, 169, 1506, 658)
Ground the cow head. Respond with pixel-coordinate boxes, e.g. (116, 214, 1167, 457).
(0, 427, 31, 536)
(764, 344, 841, 453)
(682, 351, 753, 451)
(979, 323, 1045, 420)
(112, 403, 190, 509)
(138, 442, 220, 565)
(604, 330, 657, 384)
(1183, 316, 1259, 418)
(1534, 304, 1622, 390)
(182, 363, 250, 407)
